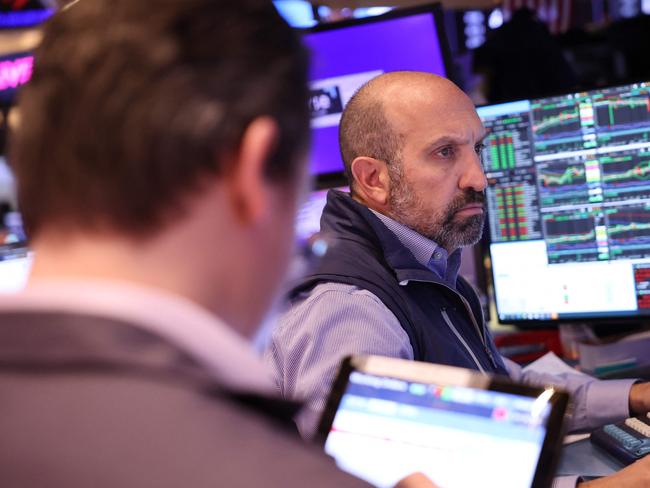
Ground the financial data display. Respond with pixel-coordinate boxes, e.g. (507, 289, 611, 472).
(478, 82, 650, 321)
(304, 8, 448, 176)
(0, 155, 29, 293)
(0, 212, 30, 293)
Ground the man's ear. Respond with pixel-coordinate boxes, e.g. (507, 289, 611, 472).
(351, 156, 391, 207)
(227, 116, 279, 225)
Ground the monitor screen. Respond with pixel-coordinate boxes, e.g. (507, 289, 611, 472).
(478, 81, 650, 323)
(0, 153, 30, 292)
(304, 5, 450, 176)
(0, 245, 31, 293)
(0, 209, 30, 293)
(296, 186, 349, 241)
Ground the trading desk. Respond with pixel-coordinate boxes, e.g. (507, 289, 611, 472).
(558, 438, 624, 478)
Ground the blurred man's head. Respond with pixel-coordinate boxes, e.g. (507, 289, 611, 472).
(10, 0, 310, 336)
(339, 72, 488, 252)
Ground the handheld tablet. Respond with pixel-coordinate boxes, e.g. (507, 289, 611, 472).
(317, 356, 569, 488)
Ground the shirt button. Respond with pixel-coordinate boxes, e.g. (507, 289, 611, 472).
(434, 252, 442, 259)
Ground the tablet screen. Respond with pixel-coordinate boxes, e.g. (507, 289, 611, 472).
(323, 370, 555, 488)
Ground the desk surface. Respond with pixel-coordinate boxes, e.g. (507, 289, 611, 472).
(558, 438, 624, 477)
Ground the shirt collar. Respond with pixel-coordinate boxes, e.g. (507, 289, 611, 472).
(0, 278, 275, 394)
(370, 209, 462, 286)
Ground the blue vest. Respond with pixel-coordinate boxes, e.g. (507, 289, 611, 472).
(292, 190, 508, 375)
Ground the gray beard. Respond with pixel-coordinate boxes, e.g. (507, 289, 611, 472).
(387, 165, 486, 251)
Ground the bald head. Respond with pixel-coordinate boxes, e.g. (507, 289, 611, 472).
(338, 71, 488, 251)
(339, 72, 474, 193)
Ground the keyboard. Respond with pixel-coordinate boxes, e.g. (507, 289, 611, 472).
(591, 414, 650, 465)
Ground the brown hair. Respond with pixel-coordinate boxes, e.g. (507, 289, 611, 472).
(10, 0, 309, 238)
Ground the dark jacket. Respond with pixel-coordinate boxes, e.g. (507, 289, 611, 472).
(0, 309, 369, 488)
(292, 190, 508, 375)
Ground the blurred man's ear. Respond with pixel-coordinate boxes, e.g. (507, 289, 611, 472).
(351, 156, 391, 208)
(227, 117, 279, 225)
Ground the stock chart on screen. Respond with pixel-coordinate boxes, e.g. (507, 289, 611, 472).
(478, 82, 650, 322)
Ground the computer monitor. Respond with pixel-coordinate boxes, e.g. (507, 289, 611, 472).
(478, 81, 650, 324)
(0, 245, 31, 293)
(303, 4, 452, 178)
(0, 210, 30, 293)
(296, 186, 349, 241)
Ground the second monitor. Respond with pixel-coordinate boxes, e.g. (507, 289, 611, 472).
(478, 81, 650, 324)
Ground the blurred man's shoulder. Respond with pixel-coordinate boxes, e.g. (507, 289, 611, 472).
(0, 308, 369, 487)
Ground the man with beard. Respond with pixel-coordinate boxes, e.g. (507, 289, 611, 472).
(266, 71, 650, 487)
